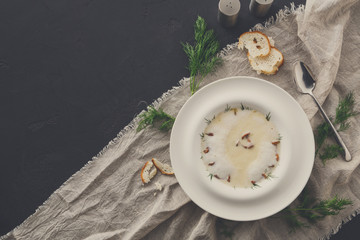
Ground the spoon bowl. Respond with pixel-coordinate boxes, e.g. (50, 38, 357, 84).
(293, 61, 316, 94)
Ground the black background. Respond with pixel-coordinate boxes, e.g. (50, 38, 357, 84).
(0, 0, 359, 238)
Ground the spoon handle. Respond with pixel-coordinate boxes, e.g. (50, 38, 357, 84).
(310, 93, 352, 161)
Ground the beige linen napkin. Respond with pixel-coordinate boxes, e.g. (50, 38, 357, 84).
(2, 0, 360, 239)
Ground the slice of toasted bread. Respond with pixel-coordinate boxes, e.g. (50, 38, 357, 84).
(268, 36, 275, 47)
(238, 31, 271, 58)
(141, 160, 157, 184)
(152, 158, 174, 175)
(247, 47, 284, 75)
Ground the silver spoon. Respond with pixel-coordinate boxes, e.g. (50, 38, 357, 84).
(293, 61, 352, 161)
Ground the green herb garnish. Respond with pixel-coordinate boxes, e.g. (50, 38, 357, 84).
(266, 112, 271, 121)
(263, 169, 276, 180)
(282, 209, 309, 233)
(251, 181, 261, 189)
(319, 144, 343, 164)
(314, 92, 357, 162)
(225, 104, 232, 112)
(208, 173, 214, 181)
(204, 115, 215, 125)
(335, 92, 356, 126)
(315, 122, 331, 155)
(217, 219, 235, 239)
(182, 16, 221, 95)
(240, 103, 252, 110)
(136, 106, 175, 132)
(281, 189, 352, 233)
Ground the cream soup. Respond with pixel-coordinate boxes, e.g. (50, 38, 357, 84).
(201, 107, 280, 188)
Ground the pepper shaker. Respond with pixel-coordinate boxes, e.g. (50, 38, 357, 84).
(217, 0, 241, 28)
(249, 0, 274, 18)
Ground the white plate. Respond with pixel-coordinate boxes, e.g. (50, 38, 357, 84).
(170, 76, 315, 221)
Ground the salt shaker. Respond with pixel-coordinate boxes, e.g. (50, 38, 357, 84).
(217, 0, 241, 28)
(249, 0, 274, 18)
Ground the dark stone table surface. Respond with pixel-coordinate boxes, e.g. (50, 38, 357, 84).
(0, 0, 358, 238)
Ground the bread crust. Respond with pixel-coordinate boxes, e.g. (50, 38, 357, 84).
(152, 158, 174, 175)
(247, 47, 284, 75)
(238, 31, 272, 57)
(272, 47, 284, 67)
(141, 160, 157, 183)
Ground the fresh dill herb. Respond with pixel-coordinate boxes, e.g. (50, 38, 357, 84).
(264, 171, 277, 180)
(314, 122, 331, 155)
(200, 132, 205, 139)
(136, 106, 175, 132)
(314, 92, 357, 161)
(208, 173, 214, 180)
(266, 112, 271, 121)
(268, 173, 277, 179)
(282, 208, 309, 233)
(317, 196, 353, 214)
(263, 169, 276, 180)
(182, 16, 221, 95)
(240, 103, 252, 110)
(225, 104, 231, 112)
(338, 122, 350, 132)
(220, 229, 234, 239)
(251, 182, 261, 189)
(289, 195, 353, 218)
(277, 134, 283, 141)
(204, 118, 212, 125)
(281, 189, 352, 233)
(204, 115, 216, 124)
(217, 219, 235, 239)
(319, 144, 343, 164)
(335, 91, 357, 125)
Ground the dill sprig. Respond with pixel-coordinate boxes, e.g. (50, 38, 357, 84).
(288, 196, 352, 220)
(136, 106, 175, 132)
(182, 16, 221, 95)
(281, 189, 352, 232)
(263, 169, 276, 180)
(217, 219, 235, 239)
(314, 92, 357, 162)
(335, 92, 357, 125)
(225, 104, 232, 112)
(314, 122, 331, 155)
(216, 218, 238, 239)
(240, 103, 252, 110)
(251, 182, 261, 189)
(282, 209, 309, 233)
(204, 115, 215, 125)
(319, 144, 343, 164)
(208, 173, 214, 181)
(265, 112, 271, 121)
